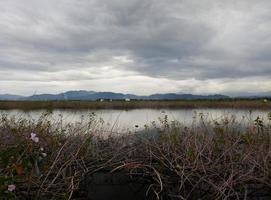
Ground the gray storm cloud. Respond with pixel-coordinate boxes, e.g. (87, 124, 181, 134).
(0, 0, 270, 95)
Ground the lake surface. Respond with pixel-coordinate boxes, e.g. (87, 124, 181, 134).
(0, 109, 270, 131)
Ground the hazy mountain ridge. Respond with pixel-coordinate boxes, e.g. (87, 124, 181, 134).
(147, 93, 230, 100)
(0, 94, 25, 100)
(230, 92, 271, 98)
(0, 91, 270, 101)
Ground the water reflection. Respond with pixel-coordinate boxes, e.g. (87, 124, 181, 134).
(0, 109, 269, 131)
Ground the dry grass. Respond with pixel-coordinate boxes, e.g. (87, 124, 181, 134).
(0, 99, 270, 110)
(0, 111, 271, 199)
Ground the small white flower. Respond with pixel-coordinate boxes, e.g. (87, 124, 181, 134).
(30, 133, 39, 143)
(30, 133, 36, 138)
(40, 147, 44, 151)
(8, 184, 16, 192)
(41, 153, 47, 157)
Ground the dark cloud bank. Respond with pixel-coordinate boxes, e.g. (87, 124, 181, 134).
(0, 0, 270, 95)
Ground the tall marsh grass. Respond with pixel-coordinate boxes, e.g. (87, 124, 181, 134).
(0, 111, 271, 199)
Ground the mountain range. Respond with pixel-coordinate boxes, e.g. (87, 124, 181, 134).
(0, 90, 270, 101)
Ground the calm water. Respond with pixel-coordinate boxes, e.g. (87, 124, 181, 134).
(0, 109, 270, 130)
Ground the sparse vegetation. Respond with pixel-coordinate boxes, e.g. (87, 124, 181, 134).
(1, 111, 271, 199)
(0, 99, 270, 110)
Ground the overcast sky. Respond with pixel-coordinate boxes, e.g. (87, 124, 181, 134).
(0, 0, 270, 96)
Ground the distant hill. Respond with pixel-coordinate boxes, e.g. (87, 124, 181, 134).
(0, 91, 230, 101)
(0, 94, 24, 100)
(25, 90, 97, 100)
(147, 93, 229, 100)
(25, 91, 127, 101)
(228, 91, 271, 98)
(0, 90, 269, 101)
(23, 94, 63, 101)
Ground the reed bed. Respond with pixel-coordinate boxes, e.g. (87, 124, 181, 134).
(0, 99, 270, 110)
(0, 111, 271, 199)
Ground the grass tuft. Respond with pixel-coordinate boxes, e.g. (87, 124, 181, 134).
(0, 111, 271, 199)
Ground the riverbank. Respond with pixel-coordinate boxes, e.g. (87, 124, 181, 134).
(1, 113, 271, 199)
(0, 99, 270, 110)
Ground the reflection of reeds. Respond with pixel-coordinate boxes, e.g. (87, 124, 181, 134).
(0, 99, 270, 110)
(0, 112, 271, 199)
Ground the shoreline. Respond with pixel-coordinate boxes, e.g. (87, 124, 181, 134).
(0, 99, 270, 110)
